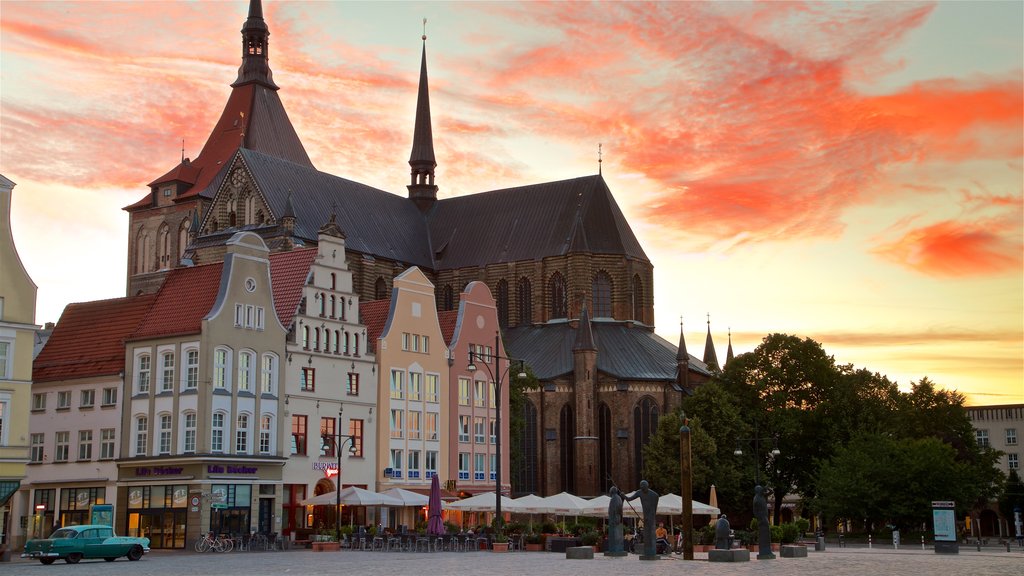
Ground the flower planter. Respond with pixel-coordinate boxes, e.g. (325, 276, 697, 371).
(312, 541, 340, 552)
(492, 542, 509, 552)
(525, 543, 543, 552)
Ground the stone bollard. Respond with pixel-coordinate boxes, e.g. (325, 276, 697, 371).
(921, 536, 925, 550)
(868, 535, 872, 549)
(566, 546, 595, 560)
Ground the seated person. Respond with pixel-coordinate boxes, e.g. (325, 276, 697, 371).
(655, 522, 670, 555)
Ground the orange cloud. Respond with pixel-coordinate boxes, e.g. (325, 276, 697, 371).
(872, 218, 1022, 276)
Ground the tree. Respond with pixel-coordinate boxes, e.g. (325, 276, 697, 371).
(998, 469, 1024, 524)
(508, 364, 539, 495)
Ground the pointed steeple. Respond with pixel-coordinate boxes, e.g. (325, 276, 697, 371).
(233, 0, 278, 89)
(676, 316, 688, 363)
(573, 304, 596, 351)
(407, 25, 438, 212)
(726, 328, 735, 365)
(703, 315, 720, 371)
(676, 316, 690, 390)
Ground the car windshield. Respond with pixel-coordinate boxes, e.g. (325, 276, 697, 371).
(50, 528, 79, 539)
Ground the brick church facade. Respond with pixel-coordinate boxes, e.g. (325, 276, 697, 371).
(122, 0, 715, 498)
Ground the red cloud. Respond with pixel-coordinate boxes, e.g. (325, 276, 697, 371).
(872, 218, 1023, 276)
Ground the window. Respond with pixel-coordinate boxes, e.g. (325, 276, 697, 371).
(1007, 429, 1018, 446)
(375, 277, 388, 300)
(135, 416, 148, 456)
(347, 372, 359, 396)
(422, 336, 429, 354)
(256, 306, 265, 330)
(55, 431, 70, 462)
(261, 354, 276, 394)
(425, 374, 438, 403)
(260, 415, 272, 455)
(458, 416, 470, 443)
(136, 354, 151, 393)
(320, 417, 336, 457)
(236, 414, 250, 454)
(458, 378, 470, 406)
(237, 351, 253, 392)
(408, 450, 421, 479)
(102, 387, 117, 406)
(517, 277, 532, 325)
(302, 326, 310, 349)
(409, 372, 421, 401)
(211, 413, 224, 453)
(426, 412, 438, 441)
(300, 367, 315, 392)
(549, 272, 567, 319)
(490, 381, 497, 409)
(160, 352, 175, 392)
(474, 417, 485, 444)
(390, 369, 404, 399)
(474, 453, 485, 481)
(390, 449, 403, 477)
(0, 394, 6, 446)
(159, 414, 172, 454)
(631, 274, 644, 322)
(30, 433, 45, 462)
(234, 304, 244, 327)
(490, 419, 496, 444)
(0, 341, 8, 378)
(458, 452, 470, 480)
(291, 415, 307, 455)
(390, 409, 404, 438)
(976, 429, 990, 448)
(183, 413, 196, 453)
(78, 430, 93, 460)
(592, 271, 613, 318)
(100, 429, 115, 459)
(425, 450, 438, 478)
(214, 348, 229, 389)
(348, 419, 364, 457)
(474, 380, 486, 407)
(490, 453, 497, 480)
(496, 279, 509, 328)
(57, 391, 71, 410)
(408, 411, 421, 440)
(185, 349, 199, 389)
(442, 285, 453, 311)
(32, 392, 46, 411)
(402, 333, 409, 351)
(79, 389, 95, 408)
(246, 305, 255, 329)
(1009, 453, 1019, 470)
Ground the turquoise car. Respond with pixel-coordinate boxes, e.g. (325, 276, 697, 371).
(21, 525, 150, 565)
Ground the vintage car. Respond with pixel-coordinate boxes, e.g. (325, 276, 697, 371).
(21, 524, 149, 564)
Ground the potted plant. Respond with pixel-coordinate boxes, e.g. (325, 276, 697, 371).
(580, 531, 600, 552)
(492, 532, 510, 552)
(525, 532, 543, 552)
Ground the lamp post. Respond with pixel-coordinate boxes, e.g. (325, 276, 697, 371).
(321, 409, 359, 538)
(732, 420, 780, 487)
(466, 330, 526, 533)
(734, 419, 780, 560)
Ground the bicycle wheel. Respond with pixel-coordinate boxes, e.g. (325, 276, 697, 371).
(196, 537, 210, 553)
(221, 537, 235, 553)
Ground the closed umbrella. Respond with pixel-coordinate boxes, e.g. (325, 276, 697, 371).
(708, 485, 719, 525)
(427, 474, 445, 535)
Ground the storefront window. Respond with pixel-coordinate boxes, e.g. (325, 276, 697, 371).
(126, 484, 188, 549)
(210, 484, 251, 535)
(60, 487, 106, 526)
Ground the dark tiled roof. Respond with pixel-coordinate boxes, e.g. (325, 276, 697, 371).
(269, 247, 318, 328)
(438, 309, 458, 345)
(429, 175, 649, 270)
(130, 263, 224, 340)
(504, 320, 710, 382)
(33, 295, 156, 383)
(237, 149, 434, 267)
(360, 299, 392, 354)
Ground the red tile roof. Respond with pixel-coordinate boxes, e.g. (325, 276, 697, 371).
(360, 299, 391, 354)
(33, 295, 156, 383)
(269, 247, 317, 328)
(438, 309, 459, 345)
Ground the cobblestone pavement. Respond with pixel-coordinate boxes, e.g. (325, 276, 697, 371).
(5, 546, 1021, 576)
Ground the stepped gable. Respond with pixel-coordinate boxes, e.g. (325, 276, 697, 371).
(236, 149, 433, 267)
(268, 247, 318, 328)
(33, 294, 156, 382)
(504, 321, 711, 382)
(360, 298, 392, 354)
(428, 174, 648, 270)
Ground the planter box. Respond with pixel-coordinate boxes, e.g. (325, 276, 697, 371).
(492, 542, 509, 552)
(312, 541, 340, 552)
(525, 543, 543, 552)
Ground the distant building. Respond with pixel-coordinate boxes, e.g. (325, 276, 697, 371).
(967, 403, 1022, 538)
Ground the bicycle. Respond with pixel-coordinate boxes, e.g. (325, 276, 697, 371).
(195, 531, 234, 552)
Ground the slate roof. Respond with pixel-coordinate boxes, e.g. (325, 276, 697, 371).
(428, 175, 649, 270)
(504, 320, 710, 382)
(235, 149, 434, 268)
(33, 295, 156, 383)
(360, 299, 392, 354)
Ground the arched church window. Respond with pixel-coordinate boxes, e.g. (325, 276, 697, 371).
(598, 403, 612, 493)
(178, 219, 190, 260)
(549, 272, 567, 319)
(442, 285, 453, 311)
(592, 271, 612, 318)
(157, 224, 171, 270)
(516, 277, 532, 325)
(496, 279, 509, 328)
(632, 274, 643, 323)
(244, 194, 257, 226)
(632, 397, 659, 485)
(559, 404, 576, 493)
(375, 277, 388, 301)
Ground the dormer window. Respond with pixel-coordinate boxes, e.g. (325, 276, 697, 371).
(163, 187, 173, 197)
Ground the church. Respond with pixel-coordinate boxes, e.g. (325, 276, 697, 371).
(123, 0, 717, 499)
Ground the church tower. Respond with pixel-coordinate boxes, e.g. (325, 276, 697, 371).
(407, 32, 438, 213)
(572, 305, 599, 496)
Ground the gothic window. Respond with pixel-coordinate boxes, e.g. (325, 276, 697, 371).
(157, 223, 171, 270)
(559, 404, 576, 494)
(496, 279, 509, 328)
(442, 285, 454, 311)
(244, 194, 257, 226)
(592, 271, 612, 318)
(134, 229, 149, 274)
(549, 272, 567, 319)
(375, 277, 388, 301)
(514, 400, 539, 494)
(598, 403, 612, 493)
(632, 397, 659, 485)
(178, 219, 190, 259)
(632, 274, 643, 323)
(516, 277, 532, 325)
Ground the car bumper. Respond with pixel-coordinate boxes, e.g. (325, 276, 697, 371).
(21, 551, 60, 558)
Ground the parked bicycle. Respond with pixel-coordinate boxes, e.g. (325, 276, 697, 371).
(195, 532, 234, 553)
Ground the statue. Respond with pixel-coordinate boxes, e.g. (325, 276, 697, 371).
(625, 480, 660, 559)
(753, 485, 775, 559)
(605, 486, 627, 556)
(714, 515, 732, 550)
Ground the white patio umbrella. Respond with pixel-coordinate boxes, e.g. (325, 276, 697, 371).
(508, 494, 547, 531)
(618, 493, 720, 517)
(381, 488, 430, 507)
(579, 495, 611, 517)
(535, 492, 589, 515)
(300, 486, 404, 507)
(444, 491, 515, 512)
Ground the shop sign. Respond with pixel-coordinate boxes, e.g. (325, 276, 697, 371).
(134, 466, 185, 477)
(207, 465, 258, 474)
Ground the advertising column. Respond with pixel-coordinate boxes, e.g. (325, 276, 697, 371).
(932, 501, 958, 554)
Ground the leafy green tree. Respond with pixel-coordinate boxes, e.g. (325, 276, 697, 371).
(508, 364, 539, 495)
(998, 469, 1024, 523)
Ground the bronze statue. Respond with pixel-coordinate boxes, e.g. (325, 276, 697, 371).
(625, 480, 659, 559)
(714, 515, 732, 550)
(753, 485, 775, 559)
(605, 486, 627, 556)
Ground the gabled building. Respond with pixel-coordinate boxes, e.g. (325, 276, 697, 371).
(0, 175, 39, 553)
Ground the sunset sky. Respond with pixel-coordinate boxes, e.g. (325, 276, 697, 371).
(2, 1, 1021, 405)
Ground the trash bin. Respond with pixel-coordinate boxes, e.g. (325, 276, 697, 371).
(815, 536, 825, 551)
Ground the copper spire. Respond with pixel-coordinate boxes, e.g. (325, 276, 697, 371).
(233, 0, 278, 89)
(408, 20, 438, 212)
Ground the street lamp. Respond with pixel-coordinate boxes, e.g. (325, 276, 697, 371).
(321, 408, 359, 538)
(732, 424, 780, 486)
(734, 419, 780, 560)
(466, 330, 526, 533)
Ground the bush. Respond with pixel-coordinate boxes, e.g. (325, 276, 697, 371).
(697, 525, 716, 545)
(525, 532, 542, 544)
(444, 521, 460, 534)
(780, 523, 799, 544)
(733, 530, 752, 545)
(795, 518, 810, 536)
(541, 521, 557, 534)
(770, 525, 783, 543)
(580, 531, 600, 546)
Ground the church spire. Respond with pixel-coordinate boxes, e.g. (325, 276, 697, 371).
(676, 316, 690, 390)
(573, 304, 596, 351)
(726, 328, 735, 365)
(408, 22, 438, 213)
(232, 0, 278, 89)
(703, 315, 720, 371)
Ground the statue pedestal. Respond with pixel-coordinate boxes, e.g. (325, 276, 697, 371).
(603, 551, 628, 557)
(709, 549, 750, 562)
(757, 551, 776, 560)
(639, 554, 661, 561)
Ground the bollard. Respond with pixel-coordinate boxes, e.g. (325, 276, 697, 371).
(976, 539, 981, 552)
(1007, 541, 1011, 552)
(921, 536, 925, 550)
(868, 535, 872, 549)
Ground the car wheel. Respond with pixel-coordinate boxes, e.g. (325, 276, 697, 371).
(127, 545, 143, 561)
(65, 553, 83, 564)
(40, 558, 56, 565)
(105, 557, 117, 562)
